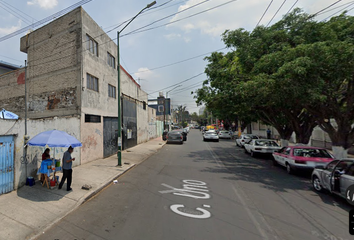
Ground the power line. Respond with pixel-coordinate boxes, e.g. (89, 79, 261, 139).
(256, 0, 274, 28)
(0, 0, 36, 22)
(316, 0, 354, 15)
(122, 0, 210, 36)
(320, 1, 354, 21)
(0, 2, 32, 25)
(266, 0, 287, 27)
(28, 0, 234, 68)
(121, 0, 240, 37)
(284, 0, 298, 16)
(148, 72, 205, 95)
(310, 0, 343, 17)
(0, 0, 92, 42)
(26, 0, 211, 66)
(133, 47, 226, 74)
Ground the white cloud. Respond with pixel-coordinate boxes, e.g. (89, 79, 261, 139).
(167, 0, 343, 37)
(164, 33, 182, 40)
(164, 33, 192, 43)
(27, 0, 58, 9)
(134, 67, 157, 80)
(0, 20, 21, 36)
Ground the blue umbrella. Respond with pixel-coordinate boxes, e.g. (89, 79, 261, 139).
(27, 130, 82, 148)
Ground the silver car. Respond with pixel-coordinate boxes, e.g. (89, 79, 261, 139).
(235, 134, 259, 147)
(203, 131, 219, 142)
(218, 130, 232, 139)
(311, 159, 354, 198)
(244, 139, 281, 157)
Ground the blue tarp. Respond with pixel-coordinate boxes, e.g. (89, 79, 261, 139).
(0, 109, 19, 120)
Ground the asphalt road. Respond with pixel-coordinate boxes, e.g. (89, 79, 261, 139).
(37, 130, 352, 240)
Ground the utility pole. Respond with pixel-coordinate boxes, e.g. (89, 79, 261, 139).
(24, 60, 28, 178)
(116, 1, 156, 167)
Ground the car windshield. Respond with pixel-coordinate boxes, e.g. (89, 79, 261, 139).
(205, 132, 216, 135)
(255, 140, 279, 147)
(293, 148, 332, 158)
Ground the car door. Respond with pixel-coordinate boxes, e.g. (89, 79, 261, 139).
(340, 164, 354, 196)
(320, 160, 339, 191)
(274, 147, 287, 166)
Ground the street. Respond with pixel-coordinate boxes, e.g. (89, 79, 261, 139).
(37, 130, 351, 240)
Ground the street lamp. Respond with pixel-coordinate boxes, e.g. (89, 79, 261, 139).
(117, 1, 156, 166)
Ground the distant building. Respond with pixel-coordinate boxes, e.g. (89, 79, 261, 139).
(0, 7, 161, 193)
(0, 61, 21, 75)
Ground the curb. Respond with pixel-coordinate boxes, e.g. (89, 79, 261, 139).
(81, 163, 136, 204)
(29, 141, 166, 240)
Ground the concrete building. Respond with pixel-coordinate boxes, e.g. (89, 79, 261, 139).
(0, 7, 160, 193)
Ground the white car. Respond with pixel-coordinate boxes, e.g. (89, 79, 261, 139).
(236, 134, 259, 147)
(244, 139, 281, 157)
(203, 132, 219, 142)
(218, 130, 232, 139)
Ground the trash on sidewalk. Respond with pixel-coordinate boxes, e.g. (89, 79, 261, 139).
(113, 180, 118, 184)
(124, 162, 130, 165)
(81, 184, 92, 190)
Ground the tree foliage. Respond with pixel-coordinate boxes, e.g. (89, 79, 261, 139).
(195, 9, 354, 153)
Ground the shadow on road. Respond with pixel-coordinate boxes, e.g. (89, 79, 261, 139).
(188, 145, 352, 212)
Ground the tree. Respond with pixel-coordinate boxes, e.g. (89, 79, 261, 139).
(222, 9, 354, 157)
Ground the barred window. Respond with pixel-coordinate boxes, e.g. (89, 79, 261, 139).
(85, 114, 101, 123)
(87, 73, 99, 92)
(107, 52, 115, 68)
(108, 84, 116, 98)
(86, 34, 98, 56)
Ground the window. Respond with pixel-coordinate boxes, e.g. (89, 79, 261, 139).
(87, 73, 99, 92)
(108, 84, 116, 98)
(85, 114, 101, 123)
(86, 34, 98, 56)
(143, 101, 146, 110)
(107, 52, 115, 68)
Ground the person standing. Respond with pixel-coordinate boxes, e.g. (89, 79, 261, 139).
(267, 128, 271, 139)
(59, 146, 75, 191)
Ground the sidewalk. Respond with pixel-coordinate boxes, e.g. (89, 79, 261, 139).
(0, 137, 165, 240)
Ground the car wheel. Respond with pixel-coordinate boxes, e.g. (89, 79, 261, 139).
(244, 148, 248, 154)
(312, 176, 323, 192)
(286, 163, 293, 174)
(203, 138, 206, 141)
(216, 139, 219, 142)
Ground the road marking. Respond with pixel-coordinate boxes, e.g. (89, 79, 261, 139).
(203, 204, 211, 208)
(207, 144, 278, 240)
(159, 183, 210, 199)
(170, 204, 211, 219)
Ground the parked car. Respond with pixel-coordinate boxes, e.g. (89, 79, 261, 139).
(166, 131, 183, 144)
(203, 131, 219, 142)
(272, 146, 334, 174)
(235, 134, 259, 147)
(312, 159, 354, 199)
(172, 130, 187, 141)
(218, 130, 232, 139)
(244, 139, 281, 157)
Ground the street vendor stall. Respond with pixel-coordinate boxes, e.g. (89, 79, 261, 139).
(27, 130, 82, 189)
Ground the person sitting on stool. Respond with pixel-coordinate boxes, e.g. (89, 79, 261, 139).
(41, 148, 50, 183)
(59, 146, 75, 191)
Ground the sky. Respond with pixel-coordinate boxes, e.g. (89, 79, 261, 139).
(1, 0, 354, 114)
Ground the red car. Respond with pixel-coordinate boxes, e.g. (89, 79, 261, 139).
(272, 146, 334, 174)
